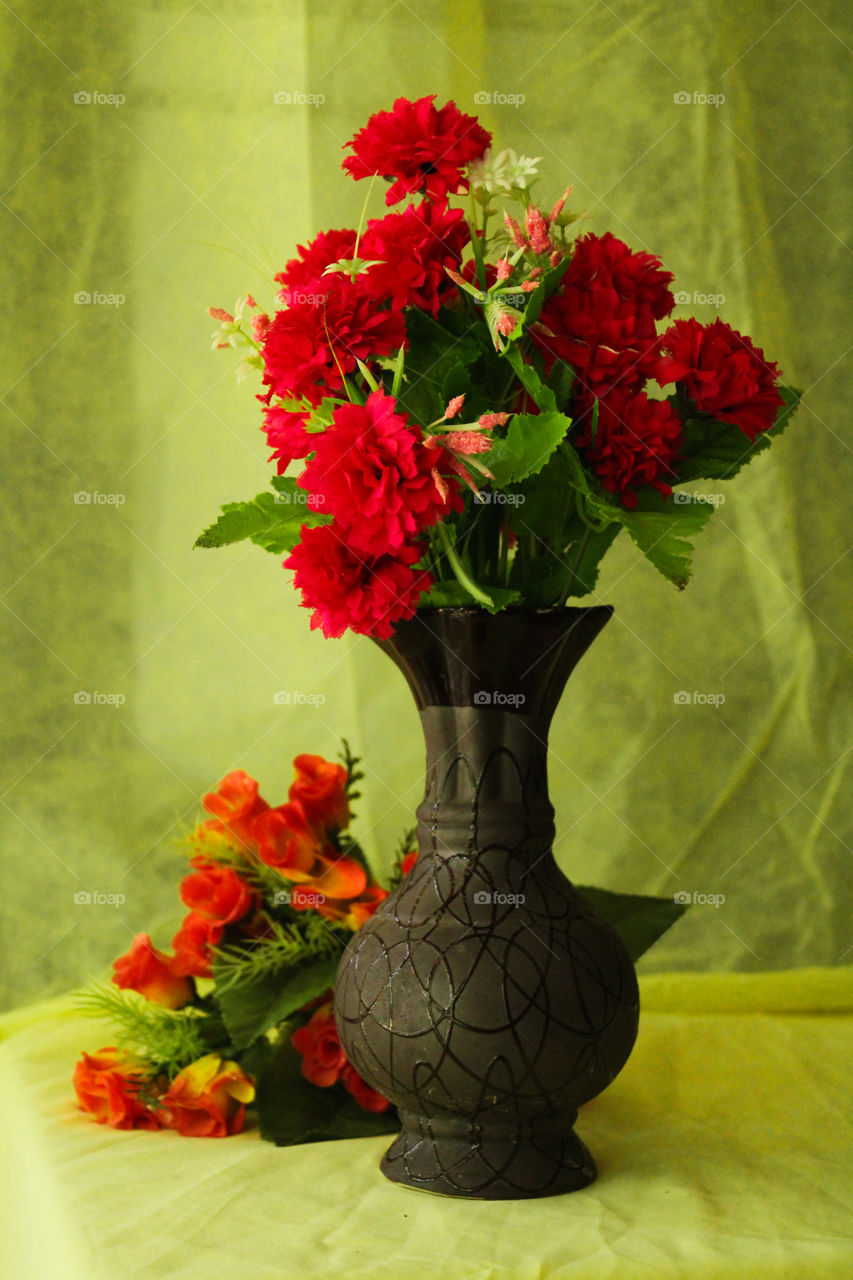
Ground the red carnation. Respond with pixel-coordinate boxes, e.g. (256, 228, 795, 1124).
(284, 525, 431, 640)
(360, 200, 469, 316)
(577, 388, 683, 509)
(656, 317, 784, 442)
(297, 391, 461, 557)
(534, 232, 675, 395)
(274, 227, 358, 304)
(261, 404, 312, 475)
(343, 94, 491, 207)
(260, 278, 405, 407)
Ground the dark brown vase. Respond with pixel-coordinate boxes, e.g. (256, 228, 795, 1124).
(333, 607, 639, 1199)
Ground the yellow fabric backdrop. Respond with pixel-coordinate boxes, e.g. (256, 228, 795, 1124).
(1, 1, 851, 1009)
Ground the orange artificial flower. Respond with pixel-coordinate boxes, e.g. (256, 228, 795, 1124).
(401, 850, 419, 876)
(171, 912, 225, 979)
(291, 1001, 391, 1112)
(112, 933, 193, 1009)
(180, 858, 257, 925)
(159, 1054, 255, 1137)
(289, 754, 350, 835)
(202, 769, 269, 850)
(73, 1048, 161, 1131)
(254, 802, 318, 877)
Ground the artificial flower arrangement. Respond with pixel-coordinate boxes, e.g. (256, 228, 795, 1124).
(197, 94, 800, 637)
(74, 747, 685, 1140)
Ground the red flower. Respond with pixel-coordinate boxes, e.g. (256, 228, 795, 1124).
(261, 404, 312, 475)
(254, 802, 319, 876)
(577, 388, 683, 509)
(73, 1048, 161, 1131)
(656, 317, 784, 442)
(297, 392, 461, 557)
(202, 769, 269, 851)
(111, 934, 193, 1009)
(291, 1000, 391, 1112)
(180, 859, 256, 925)
(284, 525, 432, 640)
(534, 232, 674, 395)
(343, 94, 491, 207)
(289, 754, 350, 835)
(360, 199, 469, 316)
(260, 278, 405, 407)
(401, 850, 419, 876)
(158, 1054, 254, 1137)
(171, 912, 225, 979)
(274, 227, 358, 304)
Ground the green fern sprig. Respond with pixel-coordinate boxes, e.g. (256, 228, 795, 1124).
(76, 984, 223, 1076)
(212, 915, 347, 991)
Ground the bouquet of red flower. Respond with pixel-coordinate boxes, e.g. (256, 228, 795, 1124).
(74, 746, 685, 1142)
(197, 94, 799, 640)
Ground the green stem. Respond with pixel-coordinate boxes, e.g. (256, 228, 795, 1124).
(438, 524, 494, 608)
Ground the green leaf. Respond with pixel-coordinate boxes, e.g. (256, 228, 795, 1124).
(195, 479, 328, 554)
(515, 445, 590, 542)
(574, 885, 689, 963)
(501, 345, 557, 413)
(675, 384, 801, 483)
(420, 580, 522, 613)
(213, 952, 342, 1051)
(544, 359, 576, 412)
(396, 307, 483, 426)
(255, 1039, 399, 1146)
(485, 409, 571, 486)
(614, 500, 715, 590)
(563, 522, 621, 598)
(521, 254, 571, 328)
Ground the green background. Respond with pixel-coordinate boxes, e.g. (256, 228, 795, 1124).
(1, 0, 850, 1011)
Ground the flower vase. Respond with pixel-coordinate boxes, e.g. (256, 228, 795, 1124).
(333, 606, 639, 1199)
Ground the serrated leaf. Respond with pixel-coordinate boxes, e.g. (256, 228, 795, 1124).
(214, 952, 342, 1051)
(574, 885, 688, 963)
(501, 345, 557, 413)
(522, 254, 572, 328)
(615, 501, 715, 589)
(485, 410, 571, 486)
(675, 384, 800, 483)
(420, 580, 521, 612)
(564, 522, 621, 598)
(255, 1039, 399, 1146)
(195, 480, 328, 554)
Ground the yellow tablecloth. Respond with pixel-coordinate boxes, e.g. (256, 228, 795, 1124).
(2, 968, 852, 1280)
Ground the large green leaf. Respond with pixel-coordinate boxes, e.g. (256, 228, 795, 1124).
(213, 953, 342, 1051)
(574, 885, 689, 962)
(195, 478, 328, 554)
(255, 1040, 399, 1146)
(396, 307, 484, 427)
(563, 522, 622, 598)
(521, 254, 572, 328)
(615, 500, 716, 590)
(486, 410, 571, 486)
(675, 384, 801, 483)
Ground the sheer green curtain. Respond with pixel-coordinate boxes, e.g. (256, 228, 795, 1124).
(2, 0, 850, 1010)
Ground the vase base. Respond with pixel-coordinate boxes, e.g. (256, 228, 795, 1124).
(380, 1110, 596, 1200)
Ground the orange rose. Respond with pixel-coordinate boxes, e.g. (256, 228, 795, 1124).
(342, 1062, 391, 1113)
(291, 1000, 347, 1086)
(73, 1047, 162, 1131)
(401, 850, 418, 875)
(289, 754, 350, 835)
(180, 858, 256, 924)
(202, 769, 269, 850)
(171, 911, 225, 978)
(254, 802, 318, 876)
(159, 1055, 254, 1137)
(112, 933, 194, 1008)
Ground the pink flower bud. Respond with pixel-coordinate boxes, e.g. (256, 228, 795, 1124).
(444, 394, 466, 420)
(251, 313, 271, 341)
(525, 206, 552, 255)
(503, 213, 526, 250)
(520, 280, 537, 292)
(497, 311, 519, 337)
(549, 186, 572, 223)
(496, 257, 513, 282)
(478, 412, 510, 429)
(208, 307, 234, 323)
(446, 431, 492, 455)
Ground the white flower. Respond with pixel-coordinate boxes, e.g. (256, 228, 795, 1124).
(469, 148, 541, 194)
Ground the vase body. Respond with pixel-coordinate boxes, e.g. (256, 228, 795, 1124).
(333, 607, 639, 1199)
